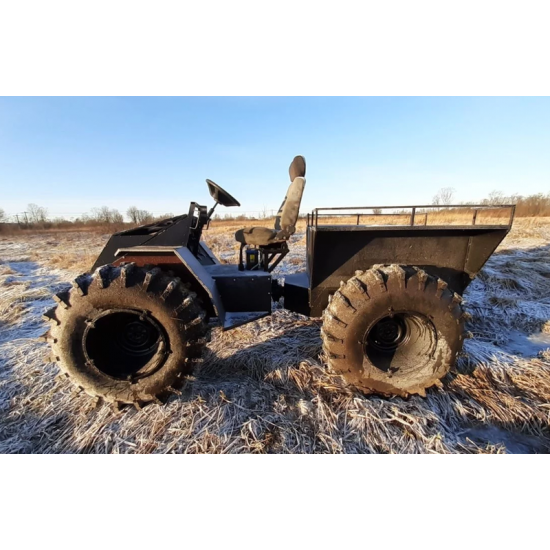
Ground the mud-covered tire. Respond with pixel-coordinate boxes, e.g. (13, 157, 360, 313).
(42, 263, 208, 407)
(321, 265, 466, 397)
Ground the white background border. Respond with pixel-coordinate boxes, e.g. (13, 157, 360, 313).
(1, 0, 549, 546)
(1, 1, 549, 96)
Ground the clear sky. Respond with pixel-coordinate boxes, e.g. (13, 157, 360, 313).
(0, 97, 549, 220)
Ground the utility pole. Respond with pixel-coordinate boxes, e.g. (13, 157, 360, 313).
(15, 214, 20, 227)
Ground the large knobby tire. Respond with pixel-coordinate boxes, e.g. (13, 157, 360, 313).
(321, 265, 466, 397)
(42, 263, 208, 407)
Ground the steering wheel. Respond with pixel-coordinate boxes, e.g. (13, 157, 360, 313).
(206, 179, 241, 207)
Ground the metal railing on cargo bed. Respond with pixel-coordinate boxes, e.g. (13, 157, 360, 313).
(307, 204, 516, 228)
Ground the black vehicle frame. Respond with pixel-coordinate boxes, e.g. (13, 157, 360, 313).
(95, 201, 514, 327)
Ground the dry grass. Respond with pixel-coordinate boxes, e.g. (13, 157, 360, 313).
(44, 251, 98, 273)
(1, 217, 550, 453)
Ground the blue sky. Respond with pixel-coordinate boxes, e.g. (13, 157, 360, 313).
(0, 97, 549, 220)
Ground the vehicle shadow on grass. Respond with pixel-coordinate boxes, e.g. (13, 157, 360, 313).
(188, 318, 550, 454)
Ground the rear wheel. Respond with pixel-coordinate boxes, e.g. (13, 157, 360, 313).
(42, 264, 208, 407)
(321, 265, 466, 397)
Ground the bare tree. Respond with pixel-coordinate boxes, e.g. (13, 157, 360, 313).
(127, 206, 139, 224)
(138, 210, 152, 224)
(91, 207, 109, 224)
(91, 206, 123, 225)
(0, 208, 5, 222)
(27, 203, 48, 224)
(432, 187, 456, 207)
(127, 206, 153, 224)
(486, 190, 505, 205)
(372, 208, 382, 215)
(111, 210, 124, 224)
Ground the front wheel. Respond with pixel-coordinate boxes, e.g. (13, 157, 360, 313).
(43, 264, 208, 407)
(321, 265, 466, 397)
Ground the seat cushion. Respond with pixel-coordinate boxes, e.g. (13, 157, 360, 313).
(235, 226, 280, 246)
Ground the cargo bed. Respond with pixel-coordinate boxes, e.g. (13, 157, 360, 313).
(285, 204, 515, 316)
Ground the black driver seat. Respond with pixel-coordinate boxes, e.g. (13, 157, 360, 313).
(235, 155, 306, 246)
(234, 226, 279, 246)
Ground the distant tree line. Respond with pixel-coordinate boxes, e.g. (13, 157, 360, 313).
(0, 204, 173, 232)
(2, 190, 550, 231)
(431, 187, 550, 217)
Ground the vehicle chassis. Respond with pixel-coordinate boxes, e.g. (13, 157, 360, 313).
(93, 202, 515, 330)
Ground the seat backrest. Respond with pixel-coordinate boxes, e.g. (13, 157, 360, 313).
(274, 156, 307, 237)
(274, 176, 306, 236)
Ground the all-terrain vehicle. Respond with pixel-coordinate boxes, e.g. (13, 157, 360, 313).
(43, 156, 515, 407)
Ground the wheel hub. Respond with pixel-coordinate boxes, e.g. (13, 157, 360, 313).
(119, 320, 155, 353)
(83, 308, 168, 380)
(367, 315, 408, 352)
(363, 312, 437, 375)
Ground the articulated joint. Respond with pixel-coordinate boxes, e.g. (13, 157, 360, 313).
(271, 278, 284, 302)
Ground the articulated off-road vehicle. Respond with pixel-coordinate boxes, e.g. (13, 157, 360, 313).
(43, 156, 515, 407)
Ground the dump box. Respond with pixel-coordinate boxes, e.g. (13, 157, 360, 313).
(285, 204, 515, 317)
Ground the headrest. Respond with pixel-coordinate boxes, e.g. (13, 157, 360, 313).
(289, 155, 306, 182)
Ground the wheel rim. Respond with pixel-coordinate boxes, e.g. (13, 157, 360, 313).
(366, 315, 409, 352)
(83, 309, 168, 380)
(363, 312, 437, 374)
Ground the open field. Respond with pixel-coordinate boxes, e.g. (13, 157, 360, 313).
(1, 217, 550, 453)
